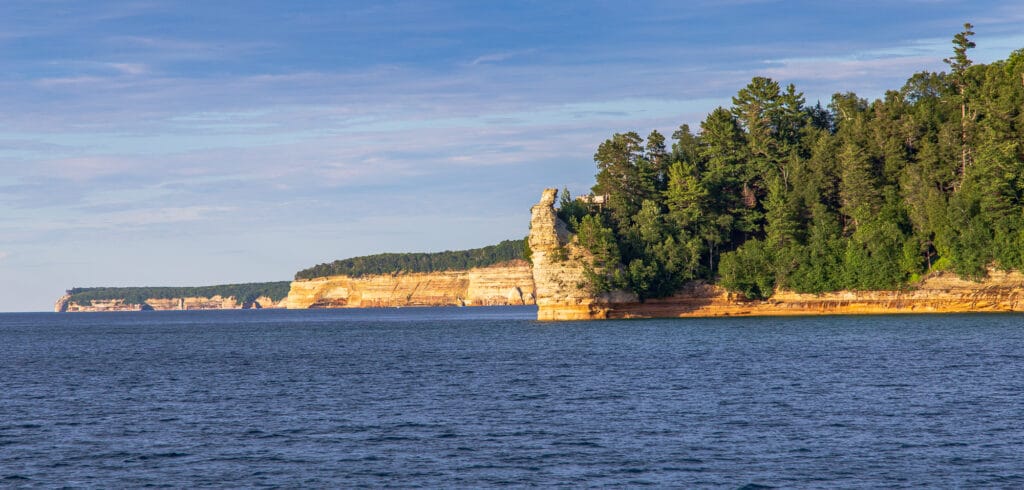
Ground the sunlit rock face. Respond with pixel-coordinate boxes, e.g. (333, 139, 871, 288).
(284, 260, 535, 309)
(528, 188, 636, 321)
(55, 295, 287, 312)
(527, 189, 1024, 321)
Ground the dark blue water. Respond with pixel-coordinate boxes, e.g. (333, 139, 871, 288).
(2, 308, 1023, 487)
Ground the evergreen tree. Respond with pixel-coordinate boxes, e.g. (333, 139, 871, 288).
(944, 22, 976, 183)
(646, 129, 670, 191)
(839, 142, 881, 229)
(568, 29, 1023, 300)
(592, 132, 651, 226)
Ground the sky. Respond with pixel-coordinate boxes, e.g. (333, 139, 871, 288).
(1, 1, 1023, 312)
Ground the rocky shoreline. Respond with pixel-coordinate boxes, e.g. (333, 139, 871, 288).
(527, 189, 1024, 321)
(54, 189, 1024, 318)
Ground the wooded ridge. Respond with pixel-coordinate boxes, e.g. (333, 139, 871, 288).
(558, 25, 1024, 300)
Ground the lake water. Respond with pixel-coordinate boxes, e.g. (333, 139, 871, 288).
(2, 307, 1023, 487)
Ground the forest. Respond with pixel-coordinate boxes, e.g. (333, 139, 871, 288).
(557, 25, 1024, 300)
(294, 239, 526, 280)
(66, 282, 293, 305)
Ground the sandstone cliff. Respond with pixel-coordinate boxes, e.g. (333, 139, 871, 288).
(285, 260, 535, 308)
(528, 188, 635, 320)
(529, 188, 1024, 320)
(54, 295, 286, 312)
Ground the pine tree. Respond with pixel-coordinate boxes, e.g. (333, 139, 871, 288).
(944, 22, 976, 184)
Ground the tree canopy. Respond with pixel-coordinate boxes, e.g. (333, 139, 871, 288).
(294, 239, 527, 280)
(67, 282, 292, 305)
(564, 28, 1024, 300)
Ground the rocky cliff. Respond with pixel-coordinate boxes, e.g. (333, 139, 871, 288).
(528, 189, 635, 320)
(54, 295, 286, 312)
(529, 188, 1024, 320)
(285, 260, 536, 308)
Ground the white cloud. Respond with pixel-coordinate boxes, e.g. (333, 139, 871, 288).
(106, 62, 148, 76)
(34, 76, 109, 88)
(13, 206, 238, 233)
(36, 156, 140, 181)
(469, 50, 534, 66)
(104, 35, 271, 61)
(96, 206, 236, 227)
(758, 56, 939, 82)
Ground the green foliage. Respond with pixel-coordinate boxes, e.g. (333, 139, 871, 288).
(944, 23, 976, 77)
(719, 240, 775, 300)
(664, 161, 706, 230)
(67, 282, 292, 305)
(295, 239, 526, 280)
(549, 245, 569, 262)
(783, 205, 845, 293)
(592, 132, 662, 227)
(562, 26, 1024, 300)
(838, 142, 880, 225)
(576, 214, 626, 293)
(555, 188, 590, 233)
(931, 256, 953, 272)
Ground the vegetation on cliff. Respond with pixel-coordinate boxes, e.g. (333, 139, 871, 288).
(294, 239, 527, 280)
(563, 25, 1024, 300)
(66, 282, 292, 305)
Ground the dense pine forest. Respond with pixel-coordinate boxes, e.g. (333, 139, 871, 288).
(66, 282, 293, 305)
(294, 239, 526, 280)
(558, 25, 1024, 300)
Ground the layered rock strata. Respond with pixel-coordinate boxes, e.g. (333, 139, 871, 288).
(54, 295, 286, 312)
(284, 260, 535, 309)
(529, 188, 1024, 321)
(528, 188, 635, 320)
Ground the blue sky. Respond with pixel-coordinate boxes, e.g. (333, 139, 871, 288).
(2, 1, 1023, 311)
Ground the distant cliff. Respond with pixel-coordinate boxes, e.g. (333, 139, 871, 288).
(55, 282, 291, 312)
(529, 189, 1024, 320)
(285, 260, 535, 308)
(56, 251, 536, 312)
(55, 294, 287, 312)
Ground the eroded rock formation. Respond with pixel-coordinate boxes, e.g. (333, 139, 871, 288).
(528, 188, 635, 320)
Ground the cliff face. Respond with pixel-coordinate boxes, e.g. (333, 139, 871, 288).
(285, 260, 535, 309)
(528, 189, 634, 320)
(56, 260, 535, 312)
(529, 189, 1024, 320)
(54, 295, 286, 312)
(588, 272, 1024, 319)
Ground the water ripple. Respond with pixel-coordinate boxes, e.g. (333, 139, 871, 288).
(1, 309, 1023, 487)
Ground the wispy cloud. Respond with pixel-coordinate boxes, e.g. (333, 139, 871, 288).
(758, 56, 939, 82)
(106, 62, 149, 76)
(2, 0, 1022, 311)
(35, 156, 141, 181)
(104, 35, 273, 61)
(95, 206, 236, 228)
(971, 3, 1024, 27)
(9, 206, 237, 233)
(469, 50, 534, 66)
(34, 76, 110, 88)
